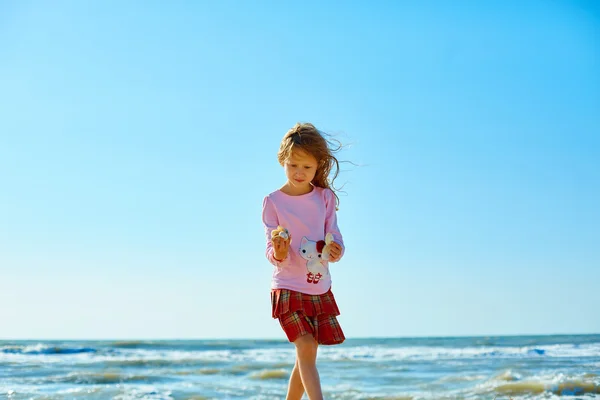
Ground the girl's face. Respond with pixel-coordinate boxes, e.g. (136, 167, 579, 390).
(284, 150, 318, 193)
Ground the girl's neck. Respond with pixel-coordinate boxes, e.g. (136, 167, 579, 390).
(280, 182, 314, 196)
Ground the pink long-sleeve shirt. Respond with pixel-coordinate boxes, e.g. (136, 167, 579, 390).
(262, 186, 345, 295)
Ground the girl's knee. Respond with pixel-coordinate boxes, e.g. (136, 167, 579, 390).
(294, 334, 318, 359)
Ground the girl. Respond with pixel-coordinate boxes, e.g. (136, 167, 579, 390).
(262, 122, 346, 400)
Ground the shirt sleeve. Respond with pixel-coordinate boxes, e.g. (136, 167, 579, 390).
(324, 189, 345, 260)
(262, 196, 282, 266)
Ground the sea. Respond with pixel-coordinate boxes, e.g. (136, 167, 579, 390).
(1, 335, 598, 399)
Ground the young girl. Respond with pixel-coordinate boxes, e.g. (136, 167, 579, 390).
(262, 122, 346, 400)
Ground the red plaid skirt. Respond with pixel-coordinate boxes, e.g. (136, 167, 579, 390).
(271, 288, 345, 345)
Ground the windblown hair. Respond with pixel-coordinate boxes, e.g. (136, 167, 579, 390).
(278, 122, 343, 208)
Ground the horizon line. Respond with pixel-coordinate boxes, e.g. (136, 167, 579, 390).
(2, 332, 598, 342)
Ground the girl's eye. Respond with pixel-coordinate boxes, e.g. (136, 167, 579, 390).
(290, 164, 297, 168)
(304, 166, 312, 169)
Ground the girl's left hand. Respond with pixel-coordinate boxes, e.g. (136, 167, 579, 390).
(328, 242, 343, 262)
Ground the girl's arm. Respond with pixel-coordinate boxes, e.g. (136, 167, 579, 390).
(324, 189, 345, 261)
(262, 196, 285, 266)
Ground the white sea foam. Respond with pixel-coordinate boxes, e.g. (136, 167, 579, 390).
(319, 342, 600, 362)
(2, 342, 599, 366)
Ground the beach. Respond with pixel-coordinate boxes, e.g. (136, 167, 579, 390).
(1, 334, 599, 399)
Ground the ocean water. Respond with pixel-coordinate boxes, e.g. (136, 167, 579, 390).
(1, 335, 599, 399)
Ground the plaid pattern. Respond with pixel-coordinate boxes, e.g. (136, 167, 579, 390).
(271, 288, 345, 345)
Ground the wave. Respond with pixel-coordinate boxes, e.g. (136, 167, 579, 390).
(493, 380, 600, 396)
(490, 369, 522, 382)
(175, 368, 221, 376)
(2, 342, 598, 366)
(101, 357, 222, 368)
(51, 371, 165, 384)
(437, 374, 488, 383)
(472, 368, 600, 398)
(319, 342, 600, 362)
(0, 344, 96, 355)
(108, 339, 287, 351)
(250, 369, 289, 380)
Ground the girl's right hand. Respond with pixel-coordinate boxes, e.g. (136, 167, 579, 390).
(272, 235, 291, 262)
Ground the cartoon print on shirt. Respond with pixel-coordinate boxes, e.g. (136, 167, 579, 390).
(299, 236, 330, 284)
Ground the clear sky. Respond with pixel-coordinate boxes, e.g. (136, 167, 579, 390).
(1, 1, 598, 340)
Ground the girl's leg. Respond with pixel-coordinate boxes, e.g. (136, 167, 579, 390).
(293, 333, 322, 400)
(286, 358, 304, 400)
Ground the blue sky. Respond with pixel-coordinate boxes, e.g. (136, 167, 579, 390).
(1, 0, 598, 340)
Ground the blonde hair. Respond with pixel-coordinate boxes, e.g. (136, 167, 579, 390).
(278, 122, 343, 208)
